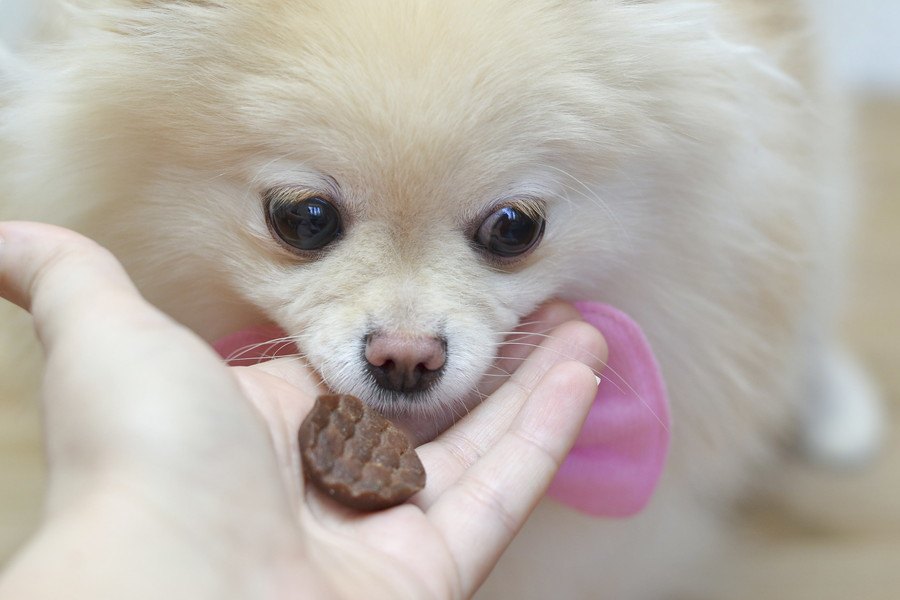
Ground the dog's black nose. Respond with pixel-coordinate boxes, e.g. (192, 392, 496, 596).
(364, 331, 446, 394)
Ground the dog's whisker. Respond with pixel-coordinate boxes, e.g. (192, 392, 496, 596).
(224, 335, 296, 357)
(224, 335, 307, 364)
(475, 343, 669, 432)
(261, 339, 301, 361)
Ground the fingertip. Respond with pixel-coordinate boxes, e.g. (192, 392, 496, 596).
(494, 301, 596, 377)
(518, 300, 583, 334)
(2, 221, 133, 297)
(0, 222, 49, 309)
(516, 360, 599, 459)
(547, 319, 609, 375)
(0, 221, 151, 355)
(539, 359, 600, 411)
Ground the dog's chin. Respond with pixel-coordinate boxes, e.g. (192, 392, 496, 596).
(388, 410, 461, 446)
(346, 385, 485, 445)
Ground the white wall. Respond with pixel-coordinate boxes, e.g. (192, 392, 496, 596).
(813, 0, 900, 94)
(1, 0, 899, 93)
(0, 0, 37, 51)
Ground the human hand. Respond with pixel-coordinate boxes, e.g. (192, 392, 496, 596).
(0, 221, 607, 599)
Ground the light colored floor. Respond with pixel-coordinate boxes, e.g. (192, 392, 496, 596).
(0, 98, 898, 596)
(699, 97, 900, 599)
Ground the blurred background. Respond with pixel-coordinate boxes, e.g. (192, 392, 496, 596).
(1, 1, 898, 597)
(814, 0, 900, 93)
(703, 2, 900, 598)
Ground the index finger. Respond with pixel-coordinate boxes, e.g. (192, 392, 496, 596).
(426, 359, 599, 595)
(416, 318, 607, 504)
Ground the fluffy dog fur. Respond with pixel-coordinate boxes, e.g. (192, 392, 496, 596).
(0, 1, 880, 597)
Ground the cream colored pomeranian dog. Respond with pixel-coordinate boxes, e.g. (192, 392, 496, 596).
(0, 0, 883, 597)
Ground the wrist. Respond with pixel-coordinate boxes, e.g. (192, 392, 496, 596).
(0, 482, 307, 600)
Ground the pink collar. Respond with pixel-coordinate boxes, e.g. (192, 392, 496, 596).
(547, 302, 670, 517)
(213, 302, 670, 518)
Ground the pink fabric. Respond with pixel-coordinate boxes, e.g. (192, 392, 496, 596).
(213, 302, 670, 519)
(546, 302, 670, 517)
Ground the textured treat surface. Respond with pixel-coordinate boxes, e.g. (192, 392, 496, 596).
(298, 394, 426, 511)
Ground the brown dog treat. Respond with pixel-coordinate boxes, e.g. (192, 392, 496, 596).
(298, 394, 426, 511)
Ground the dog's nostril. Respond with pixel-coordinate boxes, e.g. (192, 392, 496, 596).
(364, 332, 447, 395)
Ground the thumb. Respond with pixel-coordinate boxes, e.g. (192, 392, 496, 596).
(0, 222, 284, 517)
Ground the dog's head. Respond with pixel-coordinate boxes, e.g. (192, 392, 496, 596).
(11, 0, 770, 432)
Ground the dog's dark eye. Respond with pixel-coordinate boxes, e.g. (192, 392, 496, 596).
(267, 196, 342, 251)
(475, 205, 545, 259)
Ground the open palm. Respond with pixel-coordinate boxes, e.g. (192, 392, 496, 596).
(0, 222, 605, 600)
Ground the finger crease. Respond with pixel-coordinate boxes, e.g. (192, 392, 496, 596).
(438, 430, 488, 471)
(458, 475, 519, 540)
(508, 429, 562, 472)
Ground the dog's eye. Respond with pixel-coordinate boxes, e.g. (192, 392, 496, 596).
(474, 205, 545, 259)
(267, 196, 342, 252)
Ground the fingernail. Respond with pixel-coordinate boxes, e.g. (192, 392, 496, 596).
(595, 375, 602, 387)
